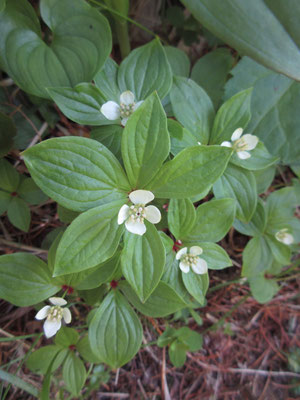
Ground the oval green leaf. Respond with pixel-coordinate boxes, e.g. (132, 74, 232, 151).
(120, 281, 187, 317)
(148, 145, 232, 199)
(183, 198, 236, 243)
(22, 137, 130, 212)
(121, 223, 165, 302)
(89, 290, 142, 368)
(0, 0, 112, 98)
(170, 76, 215, 144)
(0, 253, 60, 306)
(118, 38, 173, 100)
(54, 201, 124, 276)
(122, 92, 170, 188)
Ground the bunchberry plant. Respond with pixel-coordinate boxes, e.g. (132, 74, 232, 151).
(0, 0, 299, 397)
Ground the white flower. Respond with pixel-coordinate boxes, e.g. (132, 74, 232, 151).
(176, 246, 208, 274)
(275, 228, 294, 245)
(35, 297, 71, 338)
(100, 90, 143, 126)
(118, 190, 161, 236)
(221, 127, 259, 159)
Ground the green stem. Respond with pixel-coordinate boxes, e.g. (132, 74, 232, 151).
(202, 294, 250, 334)
(0, 333, 41, 342)
(114, 18, 131, 59)
(275, 272, 300, 282)
(208, 277, 246, 293)
(88, 0, 158, 39)
(2, 333, 43, 400)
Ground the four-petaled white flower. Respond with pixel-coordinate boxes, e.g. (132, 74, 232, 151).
(221, 127, 259, 159)
(100, 90, 143, 126)
(118, 190, 161, 236)
(35, 297, 71, 338)
(275, 228, 294, 245)
(176, 246, 208, 274)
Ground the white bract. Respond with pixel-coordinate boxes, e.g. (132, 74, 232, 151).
(35, 297, 71, 338)
(221, 127, 259, 159)
(275, 228, 294, 245)
(118, 190, 161, 236)
(100, 90, 143, 126)
(176, 246, 208, 274)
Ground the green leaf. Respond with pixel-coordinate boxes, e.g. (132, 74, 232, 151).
(183, 198, 236, 243)
(225, 57, 300, 164)
(162, 257, 191, 305)
(7, 197, 31, 232)
(181, 0, 300, 81)
(0, 253, 59, 306)
(253, 166, 276, 195)
(213, 163, 257, 222)
(209, 88, 252, 145)
(26, 346, 67, 374)
(164, 46, 190, 77)
(118, 38, 173, 100)
(0, 190, 11, 215)
(22, 137, 130, 212)
(177, 327, 203, 351)
(121, 223, 165, 302)
(79, 285, 107, 306)
(0, 159, 19, 192)
(168, 198, 196, 239)
(18, 177, 48, 205)
(54, 200, 124, 276)
(91, 125, 123, 161)
(0, 0, 112, 98)
(168, 119, 198, 156)
(0, 111, 16, 157)
(195, 242, 232, 270)
(47, 84, 108, 125)
(89, 290, 142, 368)
(54, 327, 79, 348)
(0, 0, 6, 13)
(182, 270, 209, 305)
(48, 232, 109, 290)
(230, 142, 279, 171)
(170, 76, 215, 143)
(94, 57, 120, 103)
(122, 92, 170, 188)
(248, 276, 279, 304)
(0, 369, 39, 398)
(157, 327, 177, 347)
(169, 341, 187, 367)
(57, 204, 80, 224)
(191, 48, 234, 108)
(62, 352, 86, 397)
(242, 236, 273, 278)
(76, 251, 121, 290)
(266, 187, 297, 233)
(120, 281, 187, 317)
(148, 145, 232, 199)
(265, 234, 291, 265)
(234, 198, 267, 236)
(77, 336, 102, 364)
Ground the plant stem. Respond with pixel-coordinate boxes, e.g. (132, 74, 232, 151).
(202, 294, 250, 334)
(0, 333, 41, 342)
(88, 0, 158, 39)
(208, 277, 246, 293)
(0, 238, 48, 253)
(2, 333, 43, 400)
(114, 18, 131, 59)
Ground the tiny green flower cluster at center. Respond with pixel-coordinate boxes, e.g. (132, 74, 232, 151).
(129, 204, 146, 224)
(120, 102, 135, 119)
(181, 253, 199, 268)
(48, 305, 63, 322)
